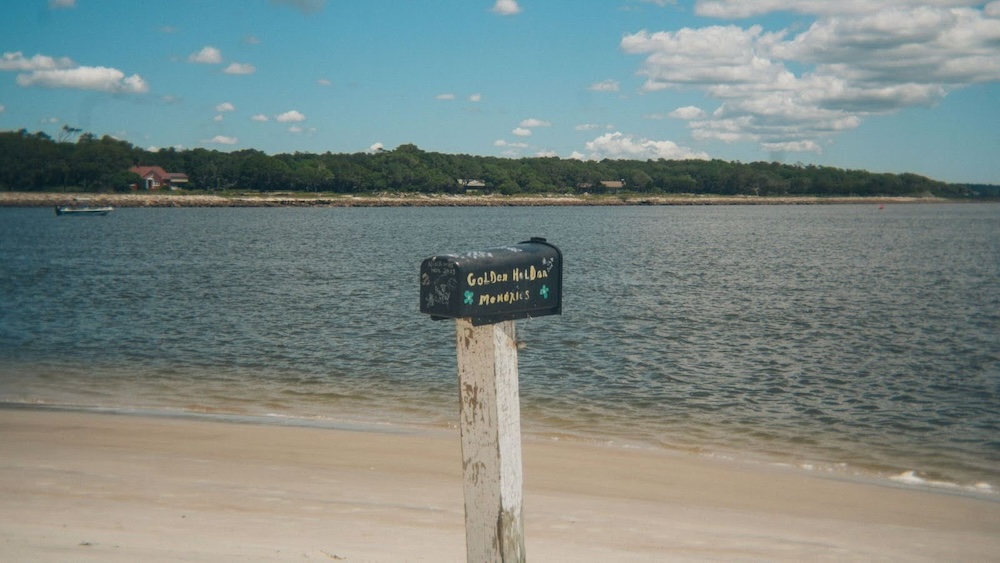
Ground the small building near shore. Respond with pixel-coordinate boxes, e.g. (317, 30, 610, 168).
(130, 166, 189, 190)
(576, 180, 626, 193)
(457, 179, 487, 192)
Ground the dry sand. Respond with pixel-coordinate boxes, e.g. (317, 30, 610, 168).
(1, 409, 997, 561)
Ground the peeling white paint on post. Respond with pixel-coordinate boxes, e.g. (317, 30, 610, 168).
(455, 318, 525, 562)
(419, 239, 562, 563)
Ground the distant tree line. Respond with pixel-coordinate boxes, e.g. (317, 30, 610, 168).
(0, 128, 990, 198)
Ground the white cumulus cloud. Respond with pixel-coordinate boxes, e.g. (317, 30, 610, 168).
(435, 93, 456, 100)
(587, 79, 620, 92)
(223, 62, 255, 75)
(216, 102, 235, 112)
(275, 110, 306, 122)
(584, 132, 709, 161)
(469, 93, 482, 102)
(49, 0, 75, 9)
(761, 140, 822, 153)
(188, 46, 222, 64)
(519, 118, 551, 128)
(694, 0, 981, 18)
(0, 51, 75, 71)
(512, 127, 532, 137)
(494, 139, 529, 148)
(669, 106, 707, 119)
(251, 114, 269, 122)
(622, 2, 1000, 153)
(491, 0, 521, 16)
(622, 25, 786, 91)
(203, 135, 238, 145)
(17, 66, 148, 93)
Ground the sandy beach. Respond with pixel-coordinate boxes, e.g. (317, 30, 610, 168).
(0, 409, 996, 561)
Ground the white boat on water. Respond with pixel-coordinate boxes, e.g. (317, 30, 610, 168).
(54, 202, 113, 216)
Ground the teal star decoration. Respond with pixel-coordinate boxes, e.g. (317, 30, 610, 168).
(464, 290, 474, 305)
(539, 285, 550, 299)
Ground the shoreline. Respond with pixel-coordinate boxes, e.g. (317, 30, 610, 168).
(1, 407, 998, 561)
(0, 191, 956, 208)
(4, 400, 995, 499)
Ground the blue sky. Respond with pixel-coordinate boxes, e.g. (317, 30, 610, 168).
(2, 0, 998, 184)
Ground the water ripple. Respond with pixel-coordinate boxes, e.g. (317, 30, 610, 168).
(1, 204, 998, 489)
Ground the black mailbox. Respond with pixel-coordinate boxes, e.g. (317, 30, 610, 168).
(420, 237, 562, 325)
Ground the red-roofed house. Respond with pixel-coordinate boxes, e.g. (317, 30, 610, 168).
(129, 166, 190, 190)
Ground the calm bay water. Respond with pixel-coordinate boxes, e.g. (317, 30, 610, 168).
(2, 203, 998, 492)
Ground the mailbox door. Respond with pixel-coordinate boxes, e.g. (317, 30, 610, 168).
(420, 238, 561, 325)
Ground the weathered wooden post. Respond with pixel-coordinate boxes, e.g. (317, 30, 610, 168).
(420, 238, 562, 562)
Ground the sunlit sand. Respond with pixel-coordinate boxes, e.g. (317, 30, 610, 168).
(1, 409, 996, 561)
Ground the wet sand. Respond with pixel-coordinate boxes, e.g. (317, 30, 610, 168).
(1, 409, 997, 561)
